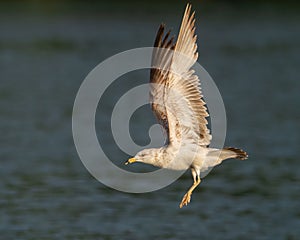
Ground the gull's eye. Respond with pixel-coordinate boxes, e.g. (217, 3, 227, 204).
(140, 153, 146, 157)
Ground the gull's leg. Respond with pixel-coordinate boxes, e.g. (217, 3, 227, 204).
(179, 168, 201, 208)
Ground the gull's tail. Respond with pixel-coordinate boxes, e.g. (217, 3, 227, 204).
(222, 147, 248, 160)
(203, 147, 248, 176)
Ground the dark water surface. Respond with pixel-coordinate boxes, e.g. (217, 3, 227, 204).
(1, 3, 299, 239)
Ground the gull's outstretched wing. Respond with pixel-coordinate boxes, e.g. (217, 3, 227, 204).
(150, 3, 211, 146)
(150, 24, 175, 144)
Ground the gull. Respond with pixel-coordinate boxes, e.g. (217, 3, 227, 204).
(125, 3, 248, 208)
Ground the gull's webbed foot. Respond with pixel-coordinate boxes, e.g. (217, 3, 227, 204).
(179, 192, 192, 208)
(179, 168, 201, 208)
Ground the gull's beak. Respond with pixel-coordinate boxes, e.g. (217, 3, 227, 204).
(125, 157, 136, 165)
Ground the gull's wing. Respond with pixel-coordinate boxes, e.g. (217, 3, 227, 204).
(150, 3, 211, 146)
(150, 24, 175, 144)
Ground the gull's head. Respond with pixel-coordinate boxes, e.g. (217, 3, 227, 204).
(125, 149, 156, 165)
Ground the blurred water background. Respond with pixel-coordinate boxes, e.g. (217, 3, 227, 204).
(0, 0, 299, 239)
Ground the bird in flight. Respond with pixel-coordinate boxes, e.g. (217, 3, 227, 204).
(125, 3, 247, 208)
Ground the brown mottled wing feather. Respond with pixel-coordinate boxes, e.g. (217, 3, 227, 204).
(150, 4, 211, 146)
(150, 24, 175, 144)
